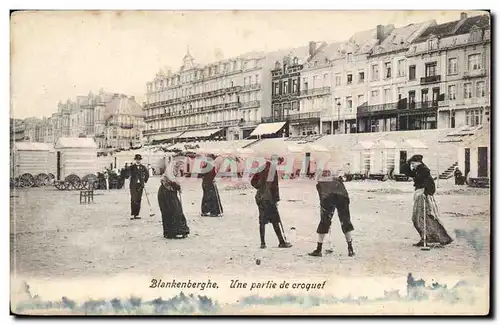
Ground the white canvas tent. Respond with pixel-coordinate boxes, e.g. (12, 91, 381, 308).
(11, 142, 56, 178)
(54, 137, 98, 180)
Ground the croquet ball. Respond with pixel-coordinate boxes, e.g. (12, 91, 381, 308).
(255, 259, 261, 265)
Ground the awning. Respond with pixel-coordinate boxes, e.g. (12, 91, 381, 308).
(149, 132, 184, 142)
(403, 139, 428, 149)
(249, 122, 286, 137)
(179, 128, 222, 139)
(373, 140, 397, 149)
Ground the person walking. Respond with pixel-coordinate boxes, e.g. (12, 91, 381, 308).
(129, 154, 149, 220)
(200, 156, 223, 217)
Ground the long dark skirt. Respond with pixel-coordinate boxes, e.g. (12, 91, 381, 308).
(412, 189, 453, 245)
(157, 185, 190, 238)
(201, 182, 223, 216)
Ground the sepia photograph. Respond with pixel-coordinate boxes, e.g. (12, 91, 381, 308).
(9, 8, 491, 316)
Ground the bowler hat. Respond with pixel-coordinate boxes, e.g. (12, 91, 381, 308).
(134, 154, 142, 160)
(408, 154, 423, 163)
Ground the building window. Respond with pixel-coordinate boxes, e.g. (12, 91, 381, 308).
(283, 80, 289, 94)
(470, 28, 483, 42)
(335, 74, 341, 86)
(347, 53, 353, 62)
(303, 77, 308, 91)
(346, 96, 353, 109)
(384, 62, 392, 79)
(291, 101, 298, 111)
(448, 58, 458, 75)
(384, 88, 391, 103)
(409, 65, 416, 80)
(408, 91, 416, 108)
(273, 82, 280, 96)
(312, 75, 318, 88)
(476, 81, 486, 97)
(292, 79, 298, 93)
(428, 39, 436, 50)
(358, 71, 365, 83)
(464, 83, 472, 99)
(397, 59, 406, 77)
(468, 54, 481, 70)
(255, 74, 260, 84)
(347, 73, 353, 85)
(421, 88, 429, 103)
(371, 90, 379, 102)
(425, 62, 437, 77)
(371, 64, 379, 81)
(448, 85, 457, 100)
(323, 73, 328, 87)
(358, 94, 365, 105)
(466, 109, 483, 126)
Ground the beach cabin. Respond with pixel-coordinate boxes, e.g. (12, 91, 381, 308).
(458, 124, 489, 184)
(11, 142, 56, 178)
(54, 137, 98, 180)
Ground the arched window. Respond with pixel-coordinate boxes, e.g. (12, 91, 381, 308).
(275, 61, 281, 69)
(293, 57, 299, 65)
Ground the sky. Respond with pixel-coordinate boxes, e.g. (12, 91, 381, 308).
(10, 10, 486, 119)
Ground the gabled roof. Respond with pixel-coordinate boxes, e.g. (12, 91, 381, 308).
(14, 142, 54, 151)
(55, 137, 98, 149)
(103, 95, 144, 120)
(371, 20, 435, 55)
(413, 14, 490, 43)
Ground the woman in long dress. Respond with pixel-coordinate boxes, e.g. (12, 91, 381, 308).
(157, 174, 190, 239)
(401, 154, 453, 247)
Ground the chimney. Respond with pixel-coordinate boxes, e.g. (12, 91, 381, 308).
(376, 24, 385, 42)
(460, 12, 467, 20)
(309, 41, 317, 57)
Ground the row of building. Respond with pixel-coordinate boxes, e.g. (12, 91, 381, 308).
(12, 12, 490, 148)
(11, 90, 145, 149)
(144, 12, 490, 143)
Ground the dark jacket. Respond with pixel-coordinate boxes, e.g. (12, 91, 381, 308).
(202, 165, 217, 184)
(316, 178, 350, 202)
(128, 163, 149, 188)
(251, 162, 280, 203)
(402, 162, 435, 195)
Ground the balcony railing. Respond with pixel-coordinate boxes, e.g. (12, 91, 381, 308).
(145, 102, 242, 121)
(357, 102, 399, 114)
(144, 86, 244, 109)
(357, 100, 440, 115)
(241, 83, 262, 92)
(120, 123, 134, 129)
(463, 68, 487, 79)
(299, 87, 331, 97)
(420, 75, 441, 85)
(241, 100, 260, 108)
(261, 111, 321, 123)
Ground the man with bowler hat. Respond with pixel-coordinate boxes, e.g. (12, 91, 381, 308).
(129, 154, 149, 220)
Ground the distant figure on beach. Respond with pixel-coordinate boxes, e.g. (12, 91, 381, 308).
(401, 155, 453, 247)
(128, 154, 149, 220)
(200, 155, 223, 217)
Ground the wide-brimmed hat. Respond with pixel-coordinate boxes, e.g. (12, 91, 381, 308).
(134, 154, 142, 160)
(408, 154, 423, 163)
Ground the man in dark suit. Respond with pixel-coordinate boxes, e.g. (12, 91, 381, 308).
(128, 154, 149, 220)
